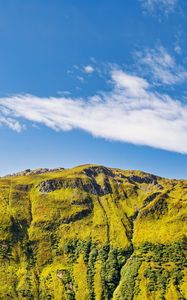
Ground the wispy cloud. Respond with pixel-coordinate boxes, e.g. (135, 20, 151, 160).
(140, 0, 178, 15)
(174, 45, 182, 54)
(1, 67, 187, 153)
(0, 115, 23, 132)
(0, 106, 24, 132)
(136, 46, 187, 85)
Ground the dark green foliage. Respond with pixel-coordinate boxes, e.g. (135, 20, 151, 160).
(116, 256, 141, 300)
(144, 268, 170, 292)
(140, 242, 187, 294)
(87, 244, 98, 300)
(64, 240, 131, 299)
(140, 240, 187, 265)
(0, 240, 12, 261)
(64, 239, 80, 263)
(99, 247, 131, 300)
(61, 270, 75, 300)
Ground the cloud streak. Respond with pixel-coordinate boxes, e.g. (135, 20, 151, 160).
(140, 0, 178, 15)
(136, 46, 187, 85)
(1, 67, 187, 154)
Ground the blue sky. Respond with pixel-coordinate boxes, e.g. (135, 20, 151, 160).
(1, 0, 187, 178)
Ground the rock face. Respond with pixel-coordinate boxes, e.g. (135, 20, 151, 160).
(128, 174, 158, 184)
(0, 164, 186, 300)
(37, 173, 112, 196)
(3, 167, 65, 177)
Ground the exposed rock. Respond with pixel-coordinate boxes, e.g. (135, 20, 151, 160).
(140, 194, 168, 219)
(15, 184, 33, 192)
(6, 169, 32, 177)
(101, 177, 112, 194)
(37, 177, 112, 196)
(3, 167, 65, 178)
(37, 179, 63, 193)
(71, 198, 92, 206)
(143, 192, 161, 207)
(56, 270, 66, 279)
(83, 166, 114, 178)
(29, 168, 49, 175)
(61, 208, 92, 224)
(118, 173, 125, 179)
(128, 174, 158, 185)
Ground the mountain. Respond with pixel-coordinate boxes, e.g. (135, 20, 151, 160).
(0, 164, 186, 300)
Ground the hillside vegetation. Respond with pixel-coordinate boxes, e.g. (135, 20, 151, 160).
(0, 164, 186, 300)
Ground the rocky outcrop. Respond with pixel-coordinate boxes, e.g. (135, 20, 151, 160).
(140, 193, 168, 219)
(128, 174, 158, 185)
(15, 184, 33, 192)
(83, 165, 114, 178)
(37, 177, 112, 196)
(37, 179, 64, 193)
(3, 167, 65, 177)
(143, 192, 161, 206)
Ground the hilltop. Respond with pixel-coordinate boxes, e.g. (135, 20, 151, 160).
(0, 164, 186, 299)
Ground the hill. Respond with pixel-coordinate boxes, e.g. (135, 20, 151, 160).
(0, 164, 186, 299)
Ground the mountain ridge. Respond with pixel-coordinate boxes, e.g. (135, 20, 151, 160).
(0, 164, 186, 299)
(2, 164, 177, 180)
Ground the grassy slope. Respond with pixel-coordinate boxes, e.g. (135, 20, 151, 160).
(0, 164, 186, 299)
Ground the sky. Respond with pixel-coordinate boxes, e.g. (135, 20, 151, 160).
(1, 0, 187, 178)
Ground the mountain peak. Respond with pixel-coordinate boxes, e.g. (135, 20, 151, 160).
(0, 164, 186, 298)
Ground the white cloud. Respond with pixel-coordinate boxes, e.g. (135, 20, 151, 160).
(1, 68, 187, 153)
(84, 65, 94, 74)
(140, 0, 177, 14)
(136, 46, 187, 85)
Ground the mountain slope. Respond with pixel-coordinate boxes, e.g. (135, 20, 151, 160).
(0, 164, 186, 300)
